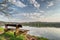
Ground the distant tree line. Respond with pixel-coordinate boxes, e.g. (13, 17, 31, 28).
(21, 22, 60, 27)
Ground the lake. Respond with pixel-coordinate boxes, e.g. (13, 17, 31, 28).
(2, 26, 60, 40)
(22, 26, 60, 40)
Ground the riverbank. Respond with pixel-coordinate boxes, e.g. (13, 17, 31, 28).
(0, 27, 48, 40)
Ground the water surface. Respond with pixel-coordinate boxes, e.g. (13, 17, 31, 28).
(22, 26, 60, 40)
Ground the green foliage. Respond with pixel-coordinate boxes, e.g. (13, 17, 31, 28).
(0, 36, 6, 40)
(4, 31, 14, 37)
(0, 32, 48, 40)
(0, 27, 48, 40)
(37, 37, 48, 40)
(9, 34, 26, 40)
(3, 31, 26, 40)
(0, 27, 4, 32)
(16, 34, 26, 40)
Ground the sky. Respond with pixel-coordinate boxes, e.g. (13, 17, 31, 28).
(0, 0, 60, 22)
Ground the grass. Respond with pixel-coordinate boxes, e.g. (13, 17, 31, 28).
(37, 37, 48, 40)
(0, 27, 4, 32)
(0, 27, 48, 40)
(0, 31, 26, 40)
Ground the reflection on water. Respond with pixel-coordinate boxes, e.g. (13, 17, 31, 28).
(22, 26, 60, 40)
(2, 26, 60, 40)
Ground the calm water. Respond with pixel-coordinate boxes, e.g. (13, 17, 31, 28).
(22, 26, 60, 40)
(2, 26, 60, 40)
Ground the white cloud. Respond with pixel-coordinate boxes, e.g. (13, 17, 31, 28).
(26, 13, 40, 18)
(0, 15, 9, 21)
(13, 13, 41, 21)
(29, 0, 40, 9)
(2, 13, 41, 22)
(40, 10, 45, 13)
(9, 0, 27, 8)
(0, 14, 24, 22)
(47, 1, 54, 8)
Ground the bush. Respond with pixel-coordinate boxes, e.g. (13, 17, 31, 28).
(4, 31, 26, 40)
(4, 31, 14, 37)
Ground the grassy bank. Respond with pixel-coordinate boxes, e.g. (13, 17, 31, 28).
(0, 27, 4, 32)
(0, 27, 48, 40)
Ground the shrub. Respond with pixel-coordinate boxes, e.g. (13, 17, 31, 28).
(4, 31, 14, 37)
(4, 31, 26, 40)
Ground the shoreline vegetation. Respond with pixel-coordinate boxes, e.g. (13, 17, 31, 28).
(0, 27, 48, 40)
(22, 22, 60, 27)
(0, 21, 60, 27)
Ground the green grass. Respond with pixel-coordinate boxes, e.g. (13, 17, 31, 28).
(0, 31, 26, 40)
(37, 37, 48, 40)
(0, 36, 6, 40)
(0, 27, 48, 40)
(0, 27, 27, 40)
(0, 27, 4, 32)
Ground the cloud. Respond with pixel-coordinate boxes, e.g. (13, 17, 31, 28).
(12, 13, 42, 22)
(47, 1, 54, 8)
(25, 13, 41, 19)
(29, 0, 40, 9)
(39, 10, 45, 13)
(0, 14, 9, 21)
(0, 14, 24, 22)
(9, 0, 27, 8)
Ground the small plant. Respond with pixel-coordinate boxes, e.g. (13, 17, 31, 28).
(0, 27, 4, 32)
(37, 37, 48, 40)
